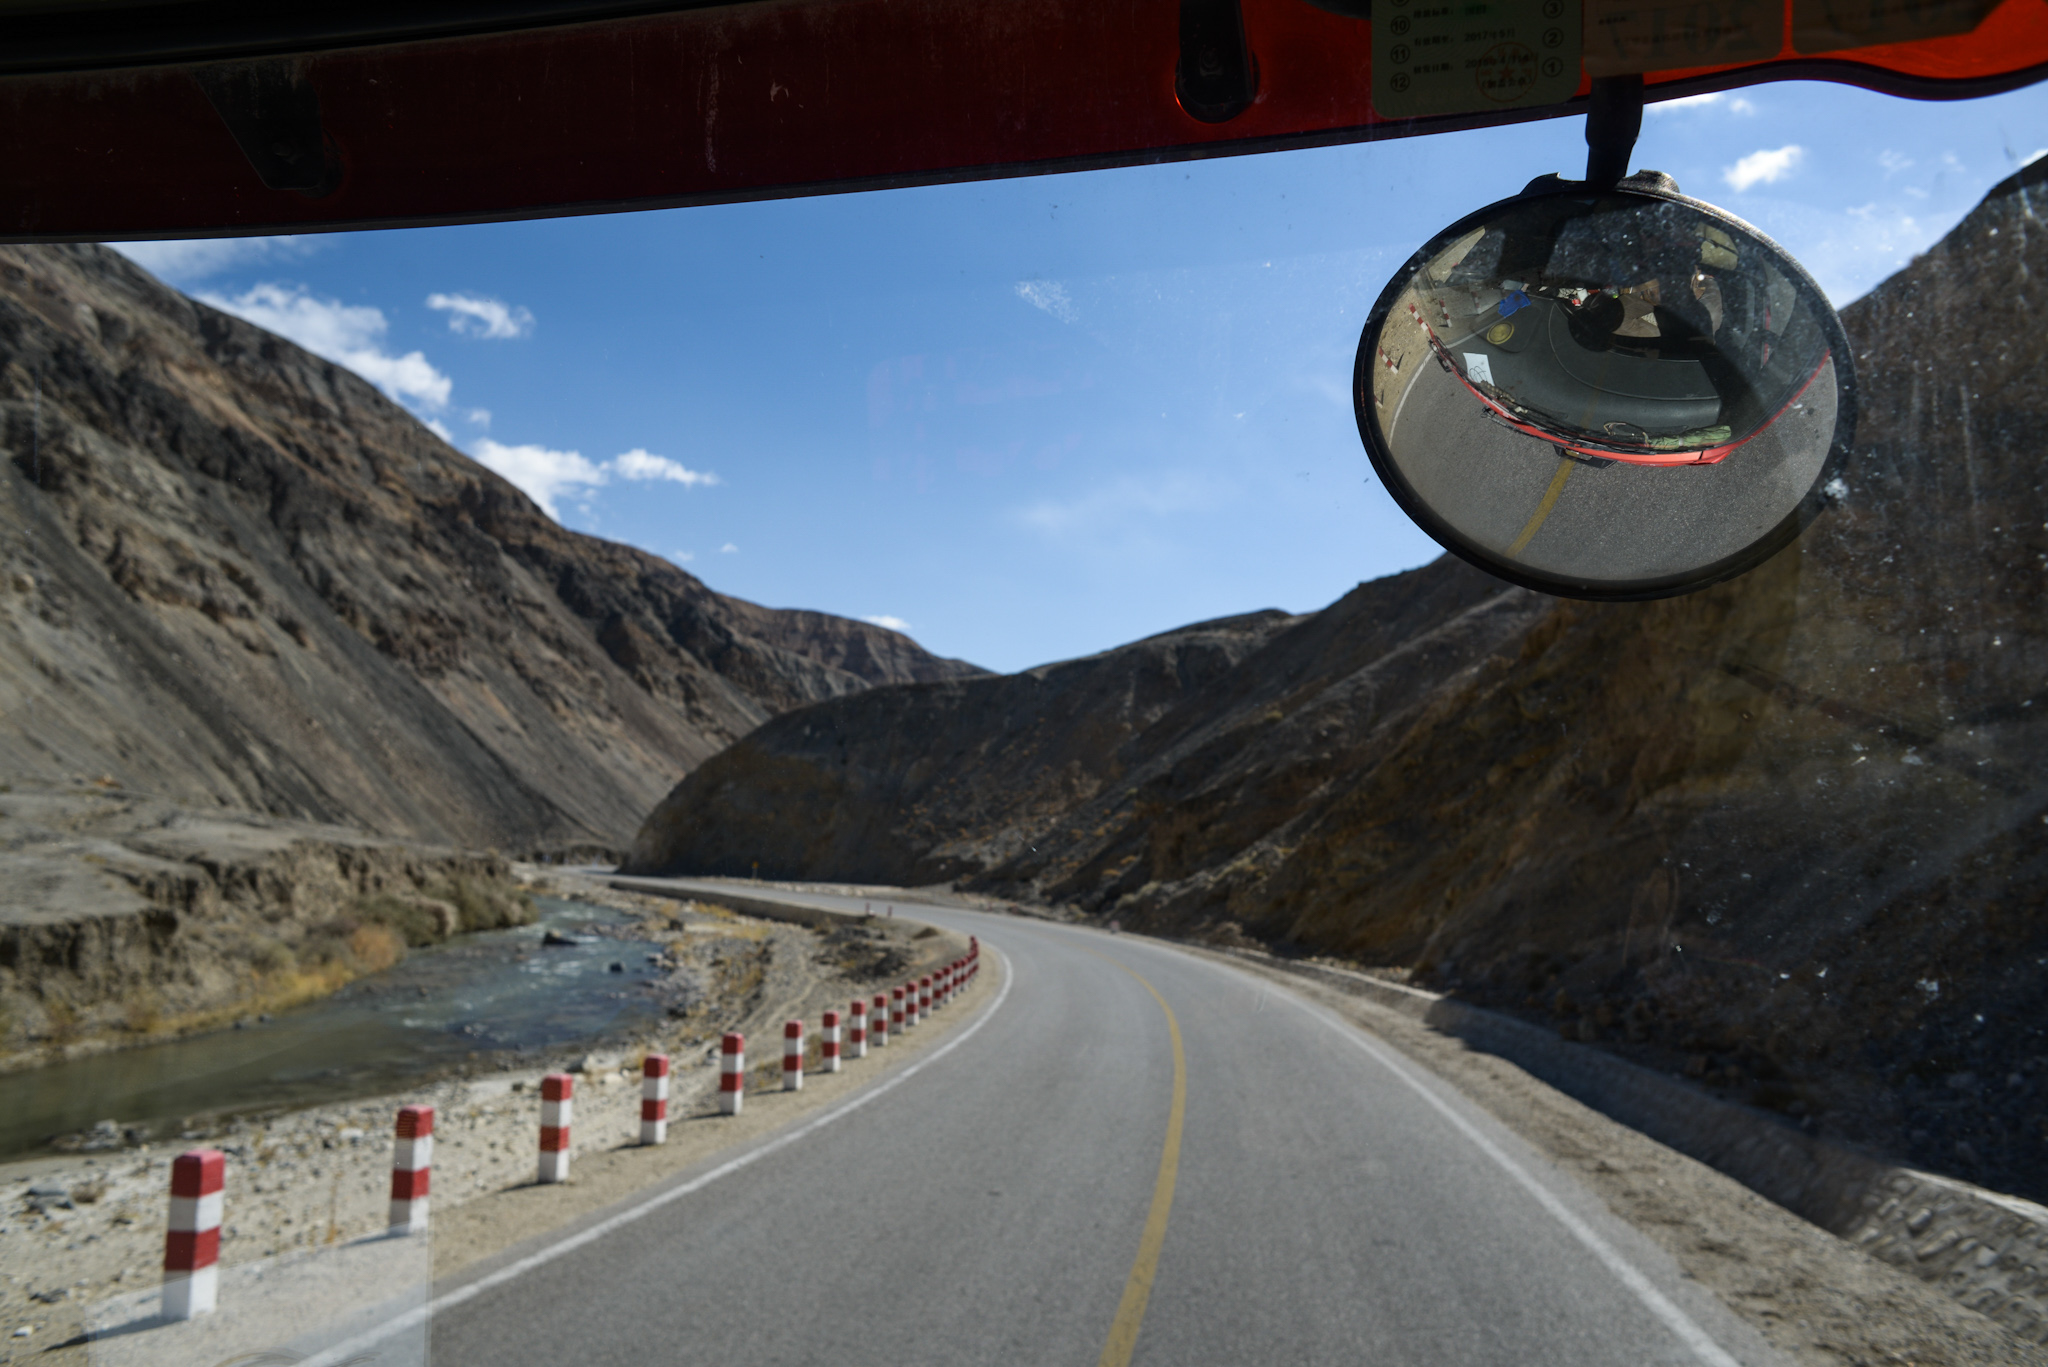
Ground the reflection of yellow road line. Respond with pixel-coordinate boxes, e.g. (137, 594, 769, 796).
(1507, 455, 1575, 559)
(1090, 950, 1187, 1367)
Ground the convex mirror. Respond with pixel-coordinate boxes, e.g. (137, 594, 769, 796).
(1354, 174, 1855, 599)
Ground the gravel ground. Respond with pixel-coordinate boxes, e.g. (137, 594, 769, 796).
(0, 882, 976, 1363)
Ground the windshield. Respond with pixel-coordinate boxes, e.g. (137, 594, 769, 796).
(4, 71, 2048, 1367)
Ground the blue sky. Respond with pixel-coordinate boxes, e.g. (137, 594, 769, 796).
(117, 78, 2048, 674)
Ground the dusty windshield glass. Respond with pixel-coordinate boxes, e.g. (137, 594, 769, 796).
(3, 63, 2048, 1367)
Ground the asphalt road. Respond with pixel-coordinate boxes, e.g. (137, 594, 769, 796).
(1373, 297, 1836, 587)
(402, 888, 1782, 1367)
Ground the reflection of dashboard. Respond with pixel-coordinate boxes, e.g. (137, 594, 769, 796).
(1420, 289, 1835, 468)
(1477, 295, 1722, 438)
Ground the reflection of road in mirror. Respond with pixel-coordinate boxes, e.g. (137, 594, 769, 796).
(1360, 184, 1849, 595)
(1378, 291, 1836, 580)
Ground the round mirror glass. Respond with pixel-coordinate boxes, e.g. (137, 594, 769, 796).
(1355, 179, 1855, 599)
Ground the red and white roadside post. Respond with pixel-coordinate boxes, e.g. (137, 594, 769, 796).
(538, 1073, 573, 1183)
(163, 1149, 223, 1320)
(821, 1010, 842, 1073)
(918, 975, 932, 1020)
(904, 980, 920, 1030)
(641, 1054, 670, 1145)
(389, 1105, 433, 1235)
(849, 999, 868, 1058)
(872, 993, 890, 1048)
(941, 962, 954, 1007)
(890, 986, 905, 1037)
(720, 1032, 745, 1115)
(783, 1020, 804, 1091)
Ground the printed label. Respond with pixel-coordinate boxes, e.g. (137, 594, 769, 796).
(1373, 0, 1583, 118)
(1792, 0, 1999, 54)
(1582, 0, 1779, 75)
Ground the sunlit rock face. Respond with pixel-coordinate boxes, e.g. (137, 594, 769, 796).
(630, 159, 2048, 1202)
(0, 244, 980, 853)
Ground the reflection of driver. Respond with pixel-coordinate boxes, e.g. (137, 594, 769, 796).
(1559, 233, 1727, 350)
(1424, 200, 1821, 463)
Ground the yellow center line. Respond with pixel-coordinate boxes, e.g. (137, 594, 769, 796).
(1084, 948, 1187, 1367)
(1506, 454, 1575, 559)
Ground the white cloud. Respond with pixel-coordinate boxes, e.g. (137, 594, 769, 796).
(470, 437, 607, 519)
(1017, 473, 1220, 537)
(863, 615, 912, 632)
(1780, 201, 1926, 304)
(468, 408, 492, 428)
(425, 418, 454, 441)
(1723, 145, 1804, 192)
(198, 282, 453, 408)
(1015, 280, 1078, 323)
(1647, 91, 1754, 116)
(672, 550, 696, 563)
(109, 235, 314, 284)
(426, 292, 535, 340)
(448, 437, 728, 521)
(1878, 149, 1915, 176)
(720, 543, 739, 554)
(612, 448, 721, 488)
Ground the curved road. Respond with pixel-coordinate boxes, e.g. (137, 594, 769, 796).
(406, 890, 1780, 1367)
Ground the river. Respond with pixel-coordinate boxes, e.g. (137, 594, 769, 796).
(1, 896, 669, 1159)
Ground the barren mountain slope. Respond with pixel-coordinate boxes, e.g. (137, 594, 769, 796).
(628, 159, 2048, 1202)
(0, 243, 980, 851)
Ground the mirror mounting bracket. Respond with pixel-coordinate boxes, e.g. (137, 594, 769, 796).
(1176, 0, 1259, 123)
(1584, 74, 1645, 191)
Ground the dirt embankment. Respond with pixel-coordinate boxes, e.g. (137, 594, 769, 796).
(0, 788, 535, 1069)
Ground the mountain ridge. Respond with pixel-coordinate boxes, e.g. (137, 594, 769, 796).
(0, 242, 981, 852)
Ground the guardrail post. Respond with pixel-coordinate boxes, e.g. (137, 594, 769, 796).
(163, 1149, 224, 1320)
(389, 1106, 432, 1234)
(720, 1033, 745, 1115)
(538, 1073, 573, 1182)
(641, 1054, 670, 1145)
(822, 1010, 841, 1073)
(850, 999, 868, 1058)
(783, 1020, 804, 1091)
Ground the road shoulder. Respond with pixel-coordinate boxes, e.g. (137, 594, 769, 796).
(1162, 939, 2040, 1367)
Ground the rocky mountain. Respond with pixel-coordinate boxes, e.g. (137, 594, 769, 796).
(0, 243, 981, 853)
(627, 158, 2048, 1202)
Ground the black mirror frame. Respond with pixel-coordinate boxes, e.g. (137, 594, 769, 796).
(1352, 173, 1859, 601)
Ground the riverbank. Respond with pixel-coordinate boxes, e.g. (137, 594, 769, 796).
(0, 788, 538, 1072)
(0, 889, 977, 1360)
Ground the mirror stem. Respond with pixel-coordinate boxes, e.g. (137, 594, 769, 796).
(1583, 74, 1644, 191)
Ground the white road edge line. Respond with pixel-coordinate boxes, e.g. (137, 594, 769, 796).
(294, 944, 1016, 1367)
(1280, 990, 1745, 1367)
